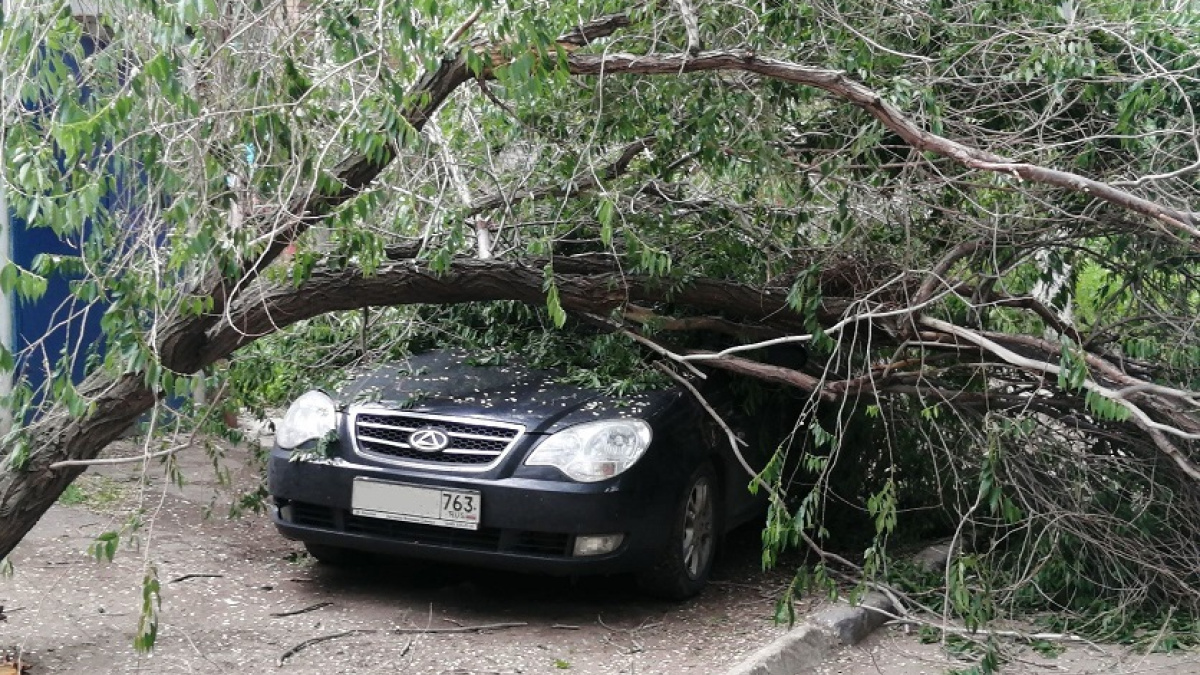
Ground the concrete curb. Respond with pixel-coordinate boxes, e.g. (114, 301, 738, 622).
(724, 592, 895, 675)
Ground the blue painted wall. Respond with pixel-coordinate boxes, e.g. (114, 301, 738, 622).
(8, 226, 107, 391)
(7, 31, 109, 394)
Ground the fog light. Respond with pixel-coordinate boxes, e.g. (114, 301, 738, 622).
(278, 504, 293, 522)
(573, 534, 624, 557)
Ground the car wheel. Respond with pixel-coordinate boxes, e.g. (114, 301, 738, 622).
(637, 462, 719, 600)
(303, 542, 355, 566)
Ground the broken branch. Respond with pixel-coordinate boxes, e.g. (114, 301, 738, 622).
(270, 601, 333, 618)
(277, 629, 375, 667)
(389, 621, 527, 634)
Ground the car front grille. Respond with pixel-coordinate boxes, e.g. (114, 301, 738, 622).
(285, 502, 571, 557)
(351, 411, 524, 469)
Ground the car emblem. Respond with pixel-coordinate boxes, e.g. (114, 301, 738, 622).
(408, 427, 451, 453)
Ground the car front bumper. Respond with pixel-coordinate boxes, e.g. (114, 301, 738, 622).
(267, 448, 678, 575)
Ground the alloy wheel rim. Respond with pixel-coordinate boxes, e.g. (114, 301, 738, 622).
(681, 477, 714, 579)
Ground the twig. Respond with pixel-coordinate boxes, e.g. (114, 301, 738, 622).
(579, 311, 707, 379)
(468, 136, 654, 218)
(597, 616, 662, 654)
(1144, 606, 1176, 656)
(818, 548, 936, 619)
(675, 291, 946, 363)
(597, 616, 664, 633)
(884, 617, 1098, 645)
(389, 621, 527, 634)
(277, 629, 375, 667)
(623, 328, 706, 379)
(51, 441, 192, 469)
(168, 573, 224, 584)
(270, 601, 332, 618)
(551, 624, 581, 630)
(179, 628, 225, 671)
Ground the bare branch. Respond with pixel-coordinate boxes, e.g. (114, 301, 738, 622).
(565, 50, 1199, 238)
(922, 317, 1200, 482)
(467, 137, 654, 217)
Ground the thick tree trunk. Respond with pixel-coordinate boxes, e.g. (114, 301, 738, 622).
(195, 256, 822, 367)
(0, 373, 155, 560)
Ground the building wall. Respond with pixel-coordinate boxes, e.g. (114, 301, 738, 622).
(3, 7, 109, 422)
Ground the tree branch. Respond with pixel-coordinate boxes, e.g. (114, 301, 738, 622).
(565, 50, 1199, 238)
(467, 137, 653, 217)
(623, 304, 782, 341)
(686, 352, 832, 398)
(192, 257, 816, 369)
(161, 15, 636, 373)
(922, 317, 1200, 482)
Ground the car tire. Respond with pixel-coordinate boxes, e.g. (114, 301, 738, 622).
(636, 462, 719, 600)
(303, 542, 356, 566)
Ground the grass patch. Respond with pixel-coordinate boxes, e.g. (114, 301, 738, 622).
(58, 484, 87, 506)
(56, 475, 130, 511)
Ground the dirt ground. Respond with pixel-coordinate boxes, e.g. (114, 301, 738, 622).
(817, 624, 1200, 675)
(0, 432, 808, 674)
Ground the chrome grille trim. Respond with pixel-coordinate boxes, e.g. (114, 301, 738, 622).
(348, 406, 525, 472)
(357, 421, 509, 444)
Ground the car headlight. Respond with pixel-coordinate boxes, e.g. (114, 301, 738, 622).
(276, 391, 337, 450)
(525, 419, 653, 482)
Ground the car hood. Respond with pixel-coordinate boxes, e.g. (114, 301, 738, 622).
(332, 351, 679, 434)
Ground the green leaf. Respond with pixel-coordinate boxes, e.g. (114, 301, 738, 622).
(545, 281, 566, 328)
(134, 566, 161, 652)
(597, 197, 615, 246)
(90, 531, 120, 562)
(0, 264, 17, 293)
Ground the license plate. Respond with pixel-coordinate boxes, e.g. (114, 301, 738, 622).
(351, 478, 481, 530)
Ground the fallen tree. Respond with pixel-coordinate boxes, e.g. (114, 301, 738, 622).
(2, 0, 1198, 648)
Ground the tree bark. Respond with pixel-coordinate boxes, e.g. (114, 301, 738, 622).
(190, 256, 820, 370)
(0, 373, 154, 560)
